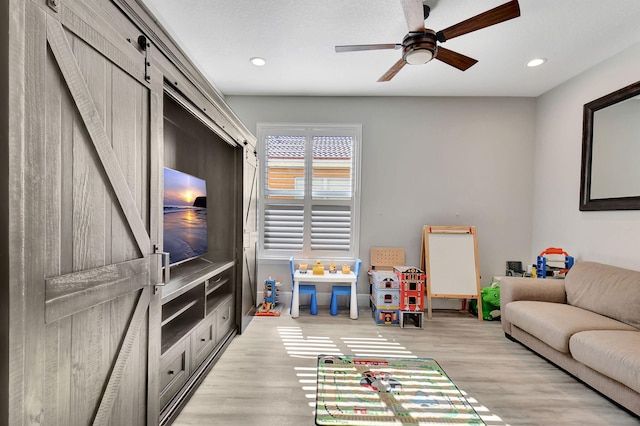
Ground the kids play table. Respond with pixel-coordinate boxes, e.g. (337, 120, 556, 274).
(292, 270, 358, 319)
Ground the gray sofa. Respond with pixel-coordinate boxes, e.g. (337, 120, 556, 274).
(499, 261, 640, 416)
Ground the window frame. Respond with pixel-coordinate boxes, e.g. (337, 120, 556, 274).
(257, 123, 361, 261)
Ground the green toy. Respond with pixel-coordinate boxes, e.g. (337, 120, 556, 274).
(469, 281, 501, 320)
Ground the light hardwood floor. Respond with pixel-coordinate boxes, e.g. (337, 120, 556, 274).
(173, 308, 639, 426)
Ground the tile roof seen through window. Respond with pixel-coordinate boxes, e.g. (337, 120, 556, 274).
(266, 135, 352, 159)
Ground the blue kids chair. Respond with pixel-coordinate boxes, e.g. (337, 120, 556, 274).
(330, 258, 361, 316)
(289, 257, 318, 315)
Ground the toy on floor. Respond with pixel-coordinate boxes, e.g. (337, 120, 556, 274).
(536, 247, 574, 278)
(256, 278, 281, 316)
(470, 281, 500, 321)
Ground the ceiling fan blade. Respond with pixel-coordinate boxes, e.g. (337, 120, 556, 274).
(378, 59, 407, 82)
(401, 0, 425, 32)
(435, 47, 478, 71)
(335, 44, 401, 53)
(437, 0, 520, 41)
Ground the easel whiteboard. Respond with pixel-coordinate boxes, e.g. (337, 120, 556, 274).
(421, 226, 482, 320)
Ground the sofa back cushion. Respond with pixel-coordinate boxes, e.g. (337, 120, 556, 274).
(565, 261, 640, 329)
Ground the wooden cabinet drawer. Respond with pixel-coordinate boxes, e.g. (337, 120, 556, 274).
(160, 337, 191, 408)
(191, 315, 216, 369)
(215, 297, 233, 342)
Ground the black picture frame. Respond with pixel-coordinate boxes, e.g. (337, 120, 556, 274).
(579, 80, 640, 211)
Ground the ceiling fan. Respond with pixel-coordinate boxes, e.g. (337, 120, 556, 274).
(335, 0, 521, 82)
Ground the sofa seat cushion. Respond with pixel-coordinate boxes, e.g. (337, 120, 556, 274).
(570, 330, 640, 394)
(504, 301, 637, 353)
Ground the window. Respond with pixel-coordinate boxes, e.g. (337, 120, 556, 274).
(257, 124, 361, 260)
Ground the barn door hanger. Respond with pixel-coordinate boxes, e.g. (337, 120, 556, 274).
(137, 35, 152, 82)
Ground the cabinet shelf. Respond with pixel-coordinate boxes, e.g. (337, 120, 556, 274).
(161, 308, 202, 354)
(206, 277, 229, 296)
(162, 259, 235, 304)
(206, 292, 232, 315)
(205, 268, 234, 316)
(161, 299, 199, 326)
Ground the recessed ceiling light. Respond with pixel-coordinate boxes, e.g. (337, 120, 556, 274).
(527, 58, 546, 67)
(250, 57, 266, 67)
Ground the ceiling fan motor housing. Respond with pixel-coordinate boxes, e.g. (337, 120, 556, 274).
(402, 30, 437, 65)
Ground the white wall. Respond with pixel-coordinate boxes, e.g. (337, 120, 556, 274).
(227, 96, 536, 305)
(532, 42, 640, 270)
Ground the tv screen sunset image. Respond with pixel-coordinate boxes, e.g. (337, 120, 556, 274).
(163, 167, 207, 265)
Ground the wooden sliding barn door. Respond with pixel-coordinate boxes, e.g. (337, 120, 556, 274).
(19, 2, 162, 424)
(241, 145, 258, 331)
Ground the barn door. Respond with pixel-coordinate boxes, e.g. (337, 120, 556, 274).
(240, 145, 258, 331)
(21, 2, 162, 425)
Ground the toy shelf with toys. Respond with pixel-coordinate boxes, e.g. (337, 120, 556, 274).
(368, 247, 405, 325)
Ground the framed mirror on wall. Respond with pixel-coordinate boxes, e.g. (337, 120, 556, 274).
(580, 80, 640, 210)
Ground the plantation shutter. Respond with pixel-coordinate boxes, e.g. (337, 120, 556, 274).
(264, 205, 304, 250)
(259, 125, 360, 258)
(311, 206, 351, 251)
(310, 135, 353, 251)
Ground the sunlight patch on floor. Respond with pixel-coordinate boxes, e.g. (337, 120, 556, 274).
(277, 325, 506, 425)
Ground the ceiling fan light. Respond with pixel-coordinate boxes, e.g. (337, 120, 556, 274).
(406, 49, 433, 65)
(402, 30, 436, 65)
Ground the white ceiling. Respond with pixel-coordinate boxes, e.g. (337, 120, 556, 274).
(140, 0, 640, 97)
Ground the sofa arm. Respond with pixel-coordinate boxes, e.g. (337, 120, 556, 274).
(495, 276, 567, 334)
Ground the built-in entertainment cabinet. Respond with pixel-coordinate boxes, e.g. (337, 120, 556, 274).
(159, 92, 243, 420)
(3, 1, 257, 425)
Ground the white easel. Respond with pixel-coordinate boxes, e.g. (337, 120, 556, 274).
(420, 226, 483, 320)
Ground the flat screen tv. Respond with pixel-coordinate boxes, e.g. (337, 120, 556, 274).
(163, 167, 208, 266)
